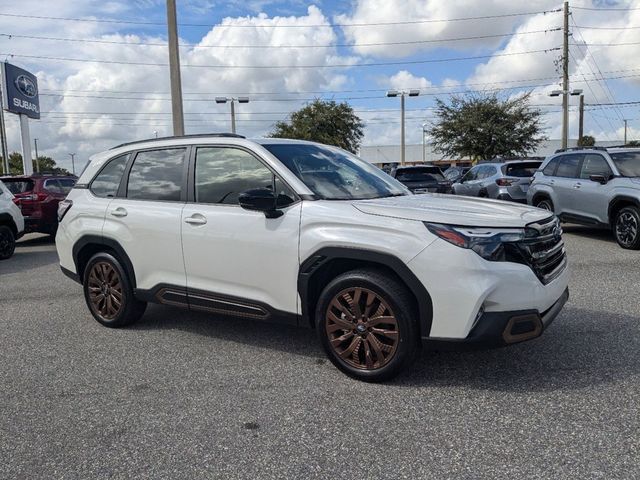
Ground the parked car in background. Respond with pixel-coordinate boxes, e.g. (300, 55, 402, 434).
(56, 134, 568, 382)
(443, 166, 470, 183)
(528, 146, 640, 249)
(2, 174, 76, 236)
(452, 160, 542, 202)
(0, 180, 25, 260)
(390, 165, 453, 193)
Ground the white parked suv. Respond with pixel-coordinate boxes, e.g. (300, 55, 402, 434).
(0, 179, 25, 260)
(56, 135, 570, 381)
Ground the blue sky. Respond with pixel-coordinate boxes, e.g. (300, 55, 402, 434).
(0, 0, 638, 170)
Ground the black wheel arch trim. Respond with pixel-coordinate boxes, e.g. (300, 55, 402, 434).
(0, 213, 17, 235)
(72, 235, 137, 287)
(608, 196, 640, 225)
(298, 246, 434, 338)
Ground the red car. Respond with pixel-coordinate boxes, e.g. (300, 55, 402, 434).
(2, 174, 76, 236)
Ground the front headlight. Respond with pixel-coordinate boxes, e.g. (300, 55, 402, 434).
(424, 222, 536, 261)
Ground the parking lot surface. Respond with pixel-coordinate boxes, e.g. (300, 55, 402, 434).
(1, 227, 638, 479)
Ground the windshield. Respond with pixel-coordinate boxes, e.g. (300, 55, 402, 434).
(3, 179, 34, 194)
(610, 151, 640, 177)
(396, 168, 445, 182)
(262, 143, 409, 200)
(503, 162, 542, 177)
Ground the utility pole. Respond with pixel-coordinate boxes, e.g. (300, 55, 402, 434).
(400, 94, 405, 165)
(34, 138, 40, 173)
(230, 99, 236, 134)
(166, 0, 184, 136)
(69, 153, 76, 175)
(578, 94, 584, 144)
(624, 119, 628, 145)
(562, 0, 570, 149)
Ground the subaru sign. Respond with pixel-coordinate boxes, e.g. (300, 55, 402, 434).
(1, 63, 40, 119)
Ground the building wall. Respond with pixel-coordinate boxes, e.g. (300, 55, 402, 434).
(359, 139, 623, 165)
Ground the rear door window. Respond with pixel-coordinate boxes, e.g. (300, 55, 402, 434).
(542, 157, 560, 176)
(555, 155, 582, 178)
(504, 162, 542, 177)
(126, 148, 186, 202)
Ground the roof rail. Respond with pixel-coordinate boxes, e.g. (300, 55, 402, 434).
(554, 146, 608, 153)
(110, 133, 246, 150)
(600, 144, 640, 149)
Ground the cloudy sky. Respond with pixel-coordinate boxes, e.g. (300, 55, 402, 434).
(0, 0, 639, 171)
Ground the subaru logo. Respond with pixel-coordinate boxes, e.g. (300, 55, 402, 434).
(15, 75, 37, 98)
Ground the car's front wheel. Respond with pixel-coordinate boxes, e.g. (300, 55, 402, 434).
(315, 269, 419, 382)
(614, 206, 640, 250)
(83, 252, 147, 327)
(535, 198, 554, 212)
(0, 225, 16, 260)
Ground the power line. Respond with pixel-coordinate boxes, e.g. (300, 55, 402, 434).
(1, 48, 561, 69)
(570, 41, 640, 47)
(572, 5, 640, 11)
(0, 28, 562, 49)
(0, 9, 561, 28)
(574, 24, 640, 30)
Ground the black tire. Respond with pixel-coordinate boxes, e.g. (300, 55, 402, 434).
(535, 197, 554, 213)
(613, 206, 640, 250)
(82, 252, 146, 327)
(315, 268, 419, 382)
(0, 225, 16, 260)
(478, 189, 488, 198)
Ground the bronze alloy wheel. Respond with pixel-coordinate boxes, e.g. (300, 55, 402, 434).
(87, 261, 124, 321)
(325, 287, 399, 370)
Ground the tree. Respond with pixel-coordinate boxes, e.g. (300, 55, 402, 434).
(269, 99, 364, 153)
(3, 152, 71, 175)
(626, 140, 639, 146)
(578, 135, 596, 147)
(427, 93, 547, 162)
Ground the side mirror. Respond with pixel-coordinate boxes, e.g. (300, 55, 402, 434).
(239, 188, 283, 218)
(589, 174, 608, 185)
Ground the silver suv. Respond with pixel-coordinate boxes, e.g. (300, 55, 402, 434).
(527, 147, 640, 249)
(452, 160, 542, 202)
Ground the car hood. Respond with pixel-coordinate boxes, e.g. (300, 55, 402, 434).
(352, 194, 551, 227)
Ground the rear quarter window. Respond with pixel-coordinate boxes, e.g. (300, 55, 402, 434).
(2, 179, 34, 194)
(542, 157, 560, 176)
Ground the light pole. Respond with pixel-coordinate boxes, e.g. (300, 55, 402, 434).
(153, 130, 158, 139)
(34, 138, 40, 173)
(215, 97, 250, 134)
(387, 89, 420, 165)
(422, 123, 429, 163)
(549, 88, 582, 147)
(69, 153, 76, 176)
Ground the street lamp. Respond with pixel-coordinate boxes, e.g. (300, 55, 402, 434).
(387, 89, 420, 165)
(549, 88, 583, 148)
(215, 96, 250, 134)
(69, 153, 76, 176)
(422, 123, 429, 163)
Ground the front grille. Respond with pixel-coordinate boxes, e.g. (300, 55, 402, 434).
(507, 216, 567, 284)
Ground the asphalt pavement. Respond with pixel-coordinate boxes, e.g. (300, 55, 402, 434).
(0, 227, 638, 479)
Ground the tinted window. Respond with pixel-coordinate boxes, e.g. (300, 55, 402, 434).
(44, 179, 63, 194)
(395, 167, 444, 182)
(479, 166, 497, 179)
(195, 147, 294, 205)
(555, 155, 582, 178)
(610, 151, 640, 177)
(503, 162, 542, 177)
(57, 178, 76, 194)
(542, 157, 559, 176)
(91, 154, 129, 198)
(3, 179, 34, 194)
(580, 154, 612, 179)
(262, 143, 407, 200)
(127, 149, 185, 201)
(462, 167, 479, 182)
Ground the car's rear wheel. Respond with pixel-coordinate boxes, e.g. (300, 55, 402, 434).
(536, 198, 554, 212)
(83, 252, 146, 327)
(614, 206, 640, 250)
(0, 225, 16, 260)
(315, 269, 419, 382)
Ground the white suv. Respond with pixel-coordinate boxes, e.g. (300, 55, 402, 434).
(0, 179, 25, 260)
(56, 135, 570, 381)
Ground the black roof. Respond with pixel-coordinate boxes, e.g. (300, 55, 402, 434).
(110, 133, 245, 150)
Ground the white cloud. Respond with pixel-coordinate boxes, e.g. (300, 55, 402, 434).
(388, 71, 433, 90)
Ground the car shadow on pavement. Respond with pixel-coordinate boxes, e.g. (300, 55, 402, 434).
(132, 304, 639, 392)
(562, 224, 616, 244)
(397, 306, 640, 392)
(0, 244, 58, 276)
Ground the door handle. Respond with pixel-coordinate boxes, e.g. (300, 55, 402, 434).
(110, 207, 127, 217)
(185, 214, 207, 225)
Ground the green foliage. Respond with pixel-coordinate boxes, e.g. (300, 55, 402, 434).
(578, 135, 596, 147)
(427, 93, 547, 161)
(1, 152, 71, 175)
(626, 140, 639, 146)
(269, 99, 364, 153)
